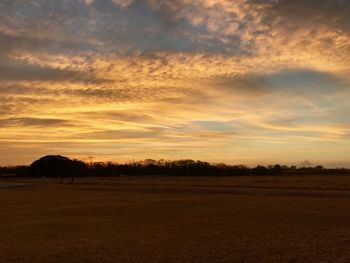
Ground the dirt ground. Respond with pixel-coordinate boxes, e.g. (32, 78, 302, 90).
(0, 175, 350, 262)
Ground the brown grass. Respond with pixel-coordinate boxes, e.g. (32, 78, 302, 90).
(1, 175, 350, 262)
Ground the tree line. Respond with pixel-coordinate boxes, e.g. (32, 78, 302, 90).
(1, 155, 349, 179)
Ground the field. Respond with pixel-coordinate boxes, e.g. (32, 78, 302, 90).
(1, 175, 350, 262)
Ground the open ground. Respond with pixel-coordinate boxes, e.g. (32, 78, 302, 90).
(1, 175, 350, 262)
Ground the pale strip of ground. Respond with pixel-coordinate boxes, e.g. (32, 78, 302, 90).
(0, 175, 349, 262)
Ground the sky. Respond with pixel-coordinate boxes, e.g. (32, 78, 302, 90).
(1, 0, 350, 167)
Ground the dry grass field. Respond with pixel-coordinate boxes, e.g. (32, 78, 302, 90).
(1, 175, 350, 262)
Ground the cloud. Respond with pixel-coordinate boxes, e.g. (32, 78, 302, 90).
(208, 75, 268, 97)
(0, 0, 255, 55)
(0, 31, 95, 55)
(75, 128, 160, 141)
(0, 0, 350, 166)
(111, 0, 133, 8)
(78, 110, 155, 123)
(0, 54, 113, 83)
(247, 0, 350, 68)
(251, 0, 350, 33)
(260, 69, 350, 94)
(0, 59, 81, 82)
(0, 96, 56, 116)
(0, 117, 71, 128)
(205, 68, 350, 105)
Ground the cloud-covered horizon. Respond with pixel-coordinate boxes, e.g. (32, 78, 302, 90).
(1, 0, 350, 167)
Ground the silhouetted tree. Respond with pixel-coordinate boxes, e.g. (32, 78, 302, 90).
(29, 155, 87, 183)
(252, 165, 269, 175)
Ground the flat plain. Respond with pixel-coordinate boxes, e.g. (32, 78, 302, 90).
(1, 175, 350, 262)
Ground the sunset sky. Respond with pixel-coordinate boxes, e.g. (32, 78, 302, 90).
(1, 0, 350, 166)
